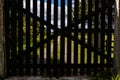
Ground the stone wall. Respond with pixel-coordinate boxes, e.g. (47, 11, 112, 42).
(0, 0, 5, 78)
(114, 0, 120, 73)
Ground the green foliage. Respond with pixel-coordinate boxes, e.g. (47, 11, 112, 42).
(90, 69, 120, 80)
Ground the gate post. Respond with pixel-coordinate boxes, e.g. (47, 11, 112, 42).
(0, 0, 5, 78)
(115, 0, 120, 73)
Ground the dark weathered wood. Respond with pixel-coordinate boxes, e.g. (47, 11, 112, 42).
(60, 0, 65, 76)
(46, 0, 51, 65)
(53, 0, 58, 65)
(5, 0, 11, 76)
(53, 0, 58, 77)
(87, 0, 92, 75)
(46, 0, 51, 76)
(80, 0, 86, 75)
(33, 0, 37, 75)
(18, 0, 24, 76)
(11, 0, 17, 75)
(60, 0, 65, 64)
(40, 0, 44, 75)
(74, 0, 79, 75)
(93, 0, 99, 75)
(26, 0, 31, 75)
(100, 0, 106, 68)
(4, 0, 115, 77)
(107, 0, 113, 68)
(67, 0, 72, 76)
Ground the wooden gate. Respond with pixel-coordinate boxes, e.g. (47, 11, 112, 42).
(4, 0, 115, 77)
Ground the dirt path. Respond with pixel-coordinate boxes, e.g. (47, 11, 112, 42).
(5, 76, 91, 80)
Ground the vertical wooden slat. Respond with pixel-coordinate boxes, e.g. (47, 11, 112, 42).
(46, 0, 51, 76)
(40, 0, 44, 75)
(87, 0, 92, 75)
(60, 0, 65, 76)
(80, 0, 86, 75)
(26, 0, 30, 75)
(94, 0, 99, 75)
(100, 0, 106, 69)
(46, 0, 51, 65)
(18, 0, 24, 75)
(107, 0, 113, 68)
(74, 0, 79, 75)
(67, 0, 72, 76)
(5, 0, 11, 76)
(11, 0, 17, 75)
(33, 0, 37, 75)
(53, 0, 58, 77)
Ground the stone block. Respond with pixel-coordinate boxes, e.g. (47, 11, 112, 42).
(0, 0, 5, 77)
